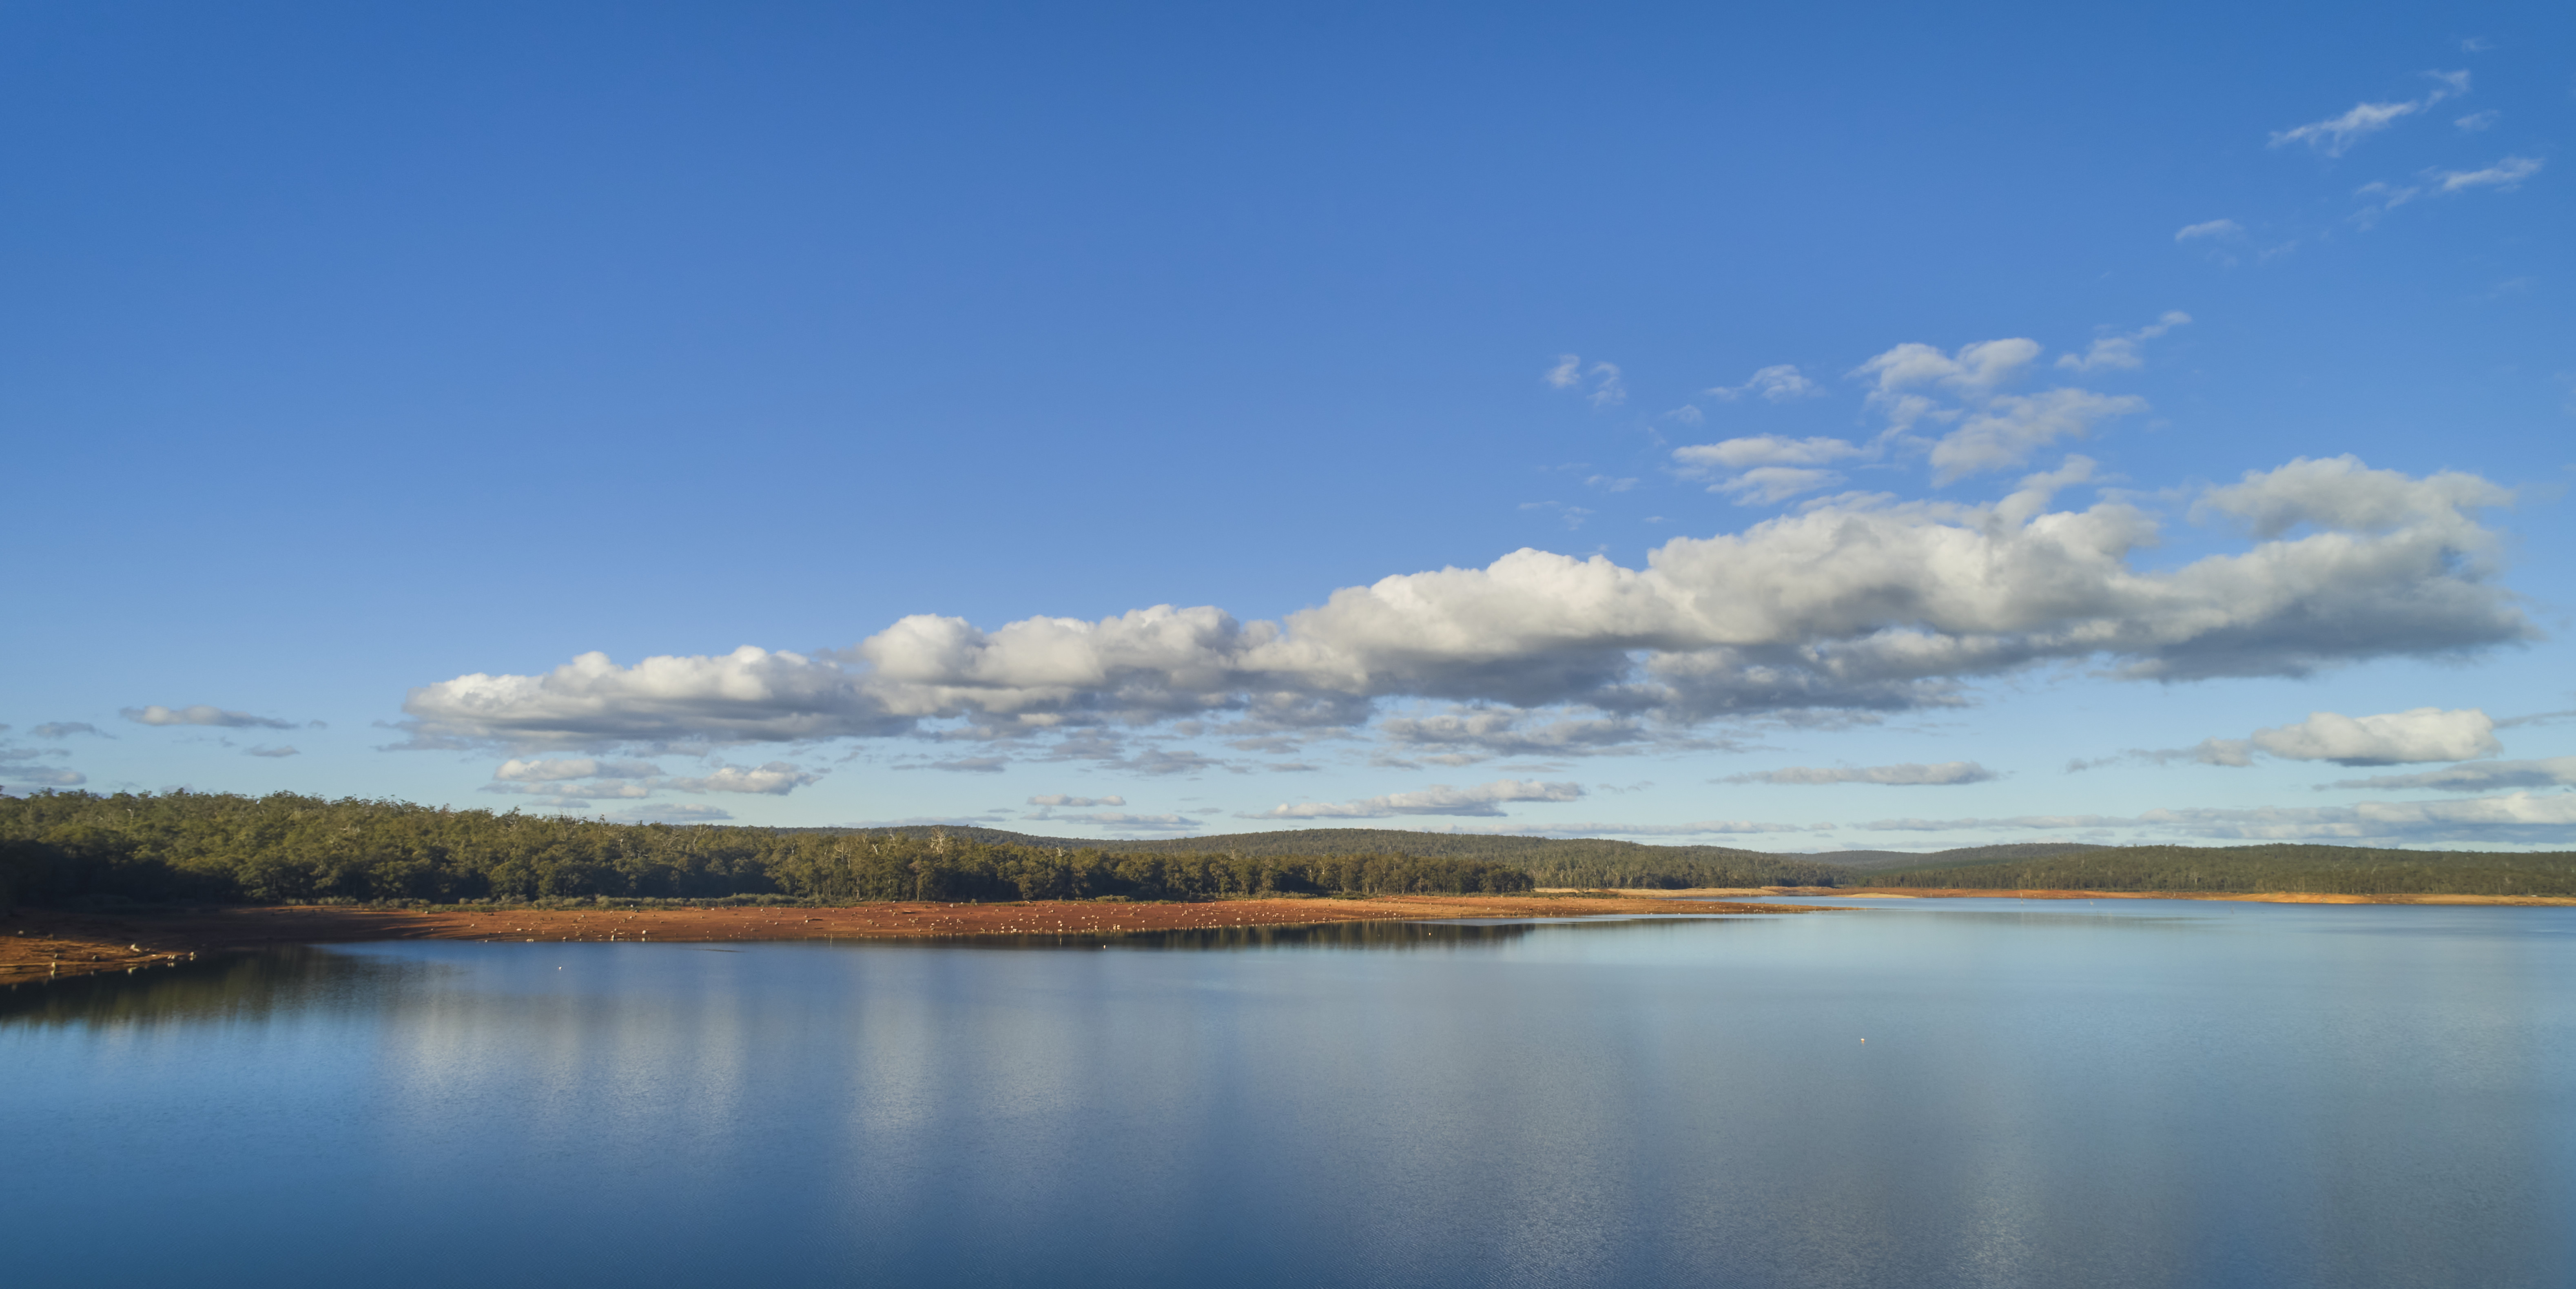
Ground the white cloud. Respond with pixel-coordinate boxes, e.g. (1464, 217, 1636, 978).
(2324, 757, 2576, 794)
(2270, 73, 2470, 156)
(30, 722, 105, 740)
(2174, 219, 2244, 242)
(1043, 811, 1201, 832)
(2432, 155, 2541, 194)
(663, 762, 822, 795)
(494, 757, 661, 782)
(405, 457, 2529, 751)
(1852, 337, 2142, 480)
(1547, 355, 1624, 405)
(1725, 762, 1997, 786)
(1926, 388, 2145, 483)
(1714, 467, 1843, 505)
(2249, 708, 2501, 766)
(2056, 311, 2191, 373)
(1030, 793, 1127, 807)
(123, 704, 298, 730)
(2190, 453, 2510, 536)
(2455, 111, 2498, 132)
(1673, 436, 1863, 506)
(1440, 818, 1827, 837)
(1706, 364, 1821, 403)
(1379, 709, 1652, 758)
(1254, 778, 1585, 819)
(1673, 435, 1863, 470)
(1855, 338, 2042, 420)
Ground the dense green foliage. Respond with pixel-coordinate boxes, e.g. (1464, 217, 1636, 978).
(1870, 843, 2576, 897)
(0, 791, 1529, 907)
(857, 825, 1858, 888)
(11, 791, 2562, 907)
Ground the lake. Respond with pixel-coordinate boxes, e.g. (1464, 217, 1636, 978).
(4, 899, 2571, 1287)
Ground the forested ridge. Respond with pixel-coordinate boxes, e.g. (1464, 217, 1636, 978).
(0, 791, 1531, 908)
(1869, 844, 2576, 897)
(6, 791, 2567, 907)
(846, 825, 1858, 889)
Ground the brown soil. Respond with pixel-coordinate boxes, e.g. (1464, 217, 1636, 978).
(0, 892, 1818, 983)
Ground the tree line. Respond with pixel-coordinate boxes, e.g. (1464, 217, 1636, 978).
(0, 790, 1532, 908)
(848, 824, 1859, 889)
(1867, 843, 2576, 897)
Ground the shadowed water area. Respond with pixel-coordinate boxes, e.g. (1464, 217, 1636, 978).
(5, 902, 2572, 1287)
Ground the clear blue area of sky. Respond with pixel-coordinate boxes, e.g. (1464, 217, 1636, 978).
(6, 2, 2571, 848)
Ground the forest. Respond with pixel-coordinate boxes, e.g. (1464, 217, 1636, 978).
(1868, 843, 2576, 897)
(0, 791, 1531, 908)
(7, 790, 2569, 907)
(845, 824, 1859, 889)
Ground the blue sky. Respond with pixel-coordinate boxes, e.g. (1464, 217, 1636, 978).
(7, 2, 2572, 849)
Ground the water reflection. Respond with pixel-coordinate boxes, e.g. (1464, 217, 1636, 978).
(3, 908, 2569, 1289)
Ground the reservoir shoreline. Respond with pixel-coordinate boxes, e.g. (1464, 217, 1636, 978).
(0, 891, 1818, 983)
(10, 884, 2570, 984)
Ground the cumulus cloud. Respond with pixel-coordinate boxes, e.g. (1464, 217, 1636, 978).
(1723, 762, 1997, 786)
(1706, 365, 1821, 403)
(31, 722, 106, 740)
(2249, 708, 2501, 765)
(1673, 437, 1865, 505)
(1852, 339, 2144, 481)
(2175, 219, 2244, 242)
(2323, 757, 2576, 794)
(2270, 73, 2469, 157)
(405, 456, 2530, 755)
(1254, 778, 1585, 819)
(123, 704, 298, 730)
(2057, 312, 2191, 373)
(1030, 794, 1127, 808)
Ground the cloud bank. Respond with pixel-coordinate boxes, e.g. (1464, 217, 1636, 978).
(1252, 778, 1584, 819)
(1725, 762, 1997, 786)
(124, 704, 299, 730)
(400, 457, 2529, 770)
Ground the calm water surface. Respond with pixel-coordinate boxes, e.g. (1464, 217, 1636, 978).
(4, 900, 2571, 1287)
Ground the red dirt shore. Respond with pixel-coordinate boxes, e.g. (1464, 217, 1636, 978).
(0, 893, 1818, 983)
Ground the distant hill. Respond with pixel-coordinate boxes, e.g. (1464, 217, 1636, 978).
(1792, 843, 2110, 871)
(1863, 843, 2576, 897)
